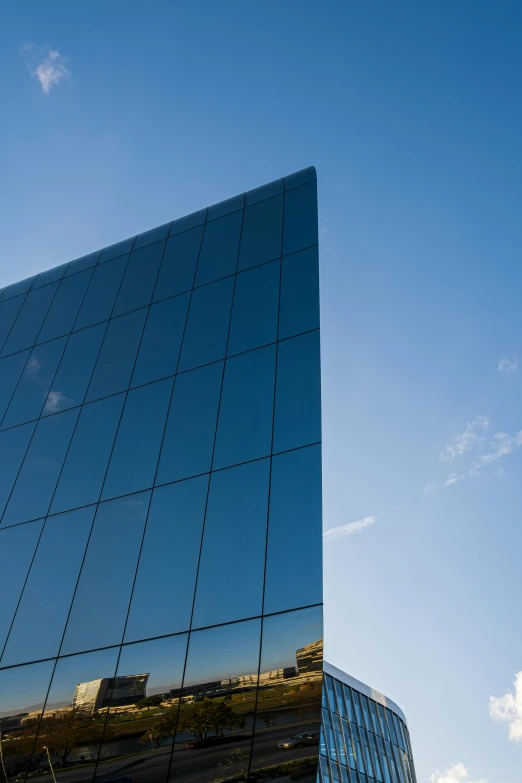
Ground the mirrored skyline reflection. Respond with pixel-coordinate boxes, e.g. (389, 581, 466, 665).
(0, 168, 322, 783)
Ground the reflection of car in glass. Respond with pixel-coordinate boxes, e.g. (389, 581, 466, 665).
(185, 734, 249, 749)
(278, 731, 320, 749)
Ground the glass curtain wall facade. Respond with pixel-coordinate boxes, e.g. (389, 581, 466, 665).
(320, 664, 416, 783)
(0, 167, 322, 783)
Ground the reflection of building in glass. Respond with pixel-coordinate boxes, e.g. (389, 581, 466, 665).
(73, 673, 149, 715)
(320, 662, 417, 783)
(297, 640, 323, 674)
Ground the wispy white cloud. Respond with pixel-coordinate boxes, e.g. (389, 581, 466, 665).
(430, 762, 486, 783)
(444, 472, 466, 488)
(480, 430, 522, 466)
(422, 484, 436, 497)
(323, 516, 376, 541)
(440, 416, 490, 463)
(490, 671, 522, 742)
(43, 390, 70, 414)
(21, 44, 70, 94)
(498, 356, 518, 374)
(25, 356, 41, 378)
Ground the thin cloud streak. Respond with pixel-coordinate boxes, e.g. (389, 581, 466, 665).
(323, 516, 376, 541)
(498, 356, 518, 374)
(440, 416, 490, 463)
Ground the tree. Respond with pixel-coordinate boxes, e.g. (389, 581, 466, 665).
(177, 700, 246, 741)
(218, 748, 250, 781)
(139, 712, 178, 748)
(136, 695, 164, 711)
(36, 710, 112, 766)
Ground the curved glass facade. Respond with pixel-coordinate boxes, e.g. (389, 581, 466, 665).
(320, 665, 416, 783)
(0, 168, 323, 783)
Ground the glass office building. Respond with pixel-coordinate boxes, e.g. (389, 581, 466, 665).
(0, 167, 415, 783)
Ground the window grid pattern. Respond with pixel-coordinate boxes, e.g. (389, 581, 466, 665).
(0, 167, 323, 783)
(319, 673, 417, 783)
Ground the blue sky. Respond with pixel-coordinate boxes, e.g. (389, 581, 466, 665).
(1, 2, 522, 780)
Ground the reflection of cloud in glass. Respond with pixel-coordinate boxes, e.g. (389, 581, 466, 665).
(260, 606, 323, 673)
(44, 390, 71, 413)
(184, 619, 261, 688)
(26, 356, 41, 378)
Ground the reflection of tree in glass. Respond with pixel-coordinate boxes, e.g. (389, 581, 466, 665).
(136, 694, 163, 711)
(218, 748, 250, 780)
(179, 700, 246, 741)
(38, 710, 113, 767)
(261, 712, 276, 728)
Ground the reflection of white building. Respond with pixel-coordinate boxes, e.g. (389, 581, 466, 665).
(72, 674, 149, 716)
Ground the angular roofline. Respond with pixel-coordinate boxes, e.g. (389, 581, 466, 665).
(323, 660, 408, 726)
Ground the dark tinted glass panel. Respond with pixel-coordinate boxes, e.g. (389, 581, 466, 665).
(170, 619, 260, 781)
(250, 606, 323, 779)
(97, 634, 187, 778)
(33, 647, 119, 768)
(3, 409, 79, 526)
(0, 659, 55, 779)
(113, 241, 165, 317)
(169, 208, 206, 236)
(282, 182, 318, 256)
(32, 262, 68, 290)
(37, 268, 93, 343)
(131, 293, 189, 387)
(153, 226, 203, 301)
(284, 166, 317, 189)
(238, 195, 283, 271)
(245, 177, 284, 206)
(42, 322, 107, 415)
(98, 236, 135, 263)
(279, 246, 320, 339)
(1, 275, 37, 301)
(0, 349, 30, 422)
(0, 295, 26, 349)
(125, 475, 208, 642)
(213, 345, 276, 470)
(264, 445, 322, 614)
(0, 520, 42, 653)
(60, 492, 150, 654)
(178, 276, 233, 371)
(64, 250, 100, 276)
(102, 378, 173, 500)
(73, 255, 128, 330)
(192, 459, 269, 628)
(1, 506, 95, 666)
(227, 260, 279, 356)
(194, 210, 242, 286)
(1, 282, 58, 357)
(50, 393, 125, 515)
(207, 193, 244, 220)
(85, 308, 147, 402)
(2, 337, 67, 429)
(273, 330, 321, 452)
(0, 421, 35, 519)
(156, 361, 223, 484)
(134, 221, 171, 250)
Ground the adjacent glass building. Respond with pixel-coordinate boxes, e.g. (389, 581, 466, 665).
(0, 167, 415, 783)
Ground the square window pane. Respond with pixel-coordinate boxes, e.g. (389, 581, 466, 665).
(37, 268, 94, 343)
(194, 210, 242, 287)
(178, 277, 233, 372)
(0, 296, 27, 349)
(0, 520, 42, 653)
(125, 475, 208, 642)
(0, 349, 30, 423)
(238, 195, 283, 271)
(153, 226, 203, 302)
(2, 337, 67, 429)
(3, 409, 79, 527)
(264, 445, 322, 614)
(74, 255, 128, 331)
(131, 293, 190, 388)
(227, 260, 279, 356)
(156, 361, 223, 484)
(273, 330, 321, 453)
(50, 393, 125, 515)
(1, 506, 95, 666)
(42, 322, 108, 415)
(85, 308, 147, 402)
(102, 378, 173, 500)
(283, 181, 318, 256)
(1, 283, 59, 357)
(60, 492, 150, 654)
(0, 421, 35, 520)
(213, 345, 276, 470)
(192, 459, 269, 629)
(279, 246, 320, 340)
(113, 240, 165, 317)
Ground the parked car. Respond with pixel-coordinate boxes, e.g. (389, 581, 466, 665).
(185, 734, 249, 749)
(278, 731, 320, 749)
